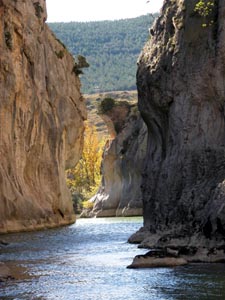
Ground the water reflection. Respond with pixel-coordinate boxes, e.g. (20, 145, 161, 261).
(1, 218, 225, 300)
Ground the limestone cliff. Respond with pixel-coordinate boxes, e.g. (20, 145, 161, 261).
(84, 102, 147, 217)
(130, 0, 225, 261)
(0, 0, 86, 233)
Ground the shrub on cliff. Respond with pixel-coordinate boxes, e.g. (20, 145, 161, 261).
(98, 97, 115, 114)
(72, 55, 89, 76)
(194, 0, 215, 27)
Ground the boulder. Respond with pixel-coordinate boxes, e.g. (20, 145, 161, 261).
(127, 250, 187, 268)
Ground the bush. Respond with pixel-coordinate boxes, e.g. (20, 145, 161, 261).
(82, 201, 94, 210)
(4, 31, 12, 50)
(55, 50, 64, 59)
(72, 55, 89, 76)
(194, 1, 215, 27)
(71, 192, 84, 214)
(98, 97, 115, 114)
(33, 2, 44, 18)
(66, 123, 105, 207)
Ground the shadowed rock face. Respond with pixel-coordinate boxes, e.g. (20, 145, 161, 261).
(0, 0, 86, 232)
(84, 103, 147, 217)
(133, 0, 225, 253)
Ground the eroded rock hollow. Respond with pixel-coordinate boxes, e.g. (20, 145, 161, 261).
(84, 101, 147, 217)
(131, 0, 225, 261)
(0, 0, 86, 233)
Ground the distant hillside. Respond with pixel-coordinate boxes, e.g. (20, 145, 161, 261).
(48, 14, 158, 94)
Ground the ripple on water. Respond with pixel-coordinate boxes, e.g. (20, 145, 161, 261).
(1, 218, 225, 300)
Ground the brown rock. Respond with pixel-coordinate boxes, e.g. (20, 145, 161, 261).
(127, 256, 188, 269)
(0, 262, 14, 281)
(0, 1, 86, 232)
(127, 250, 188, 269)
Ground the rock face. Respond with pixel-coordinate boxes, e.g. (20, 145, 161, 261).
(127, 250, 188, 269)
(84, 102, 147, 217)
(0, 0, 86, 233)
(132, 0, 225, 259)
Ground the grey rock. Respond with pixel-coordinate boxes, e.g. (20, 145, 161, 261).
(85, 104, 147, 217)
(133, 0, 225, 260)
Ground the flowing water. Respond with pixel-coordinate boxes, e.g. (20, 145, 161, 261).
(0, 217, 225, 300)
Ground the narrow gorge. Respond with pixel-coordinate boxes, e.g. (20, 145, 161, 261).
(1, 0, 225, 267)
(2, 0, 225, 297)
(0, 0, 86, 233)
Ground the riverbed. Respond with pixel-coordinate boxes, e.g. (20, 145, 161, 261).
(0, 217, 225, 299)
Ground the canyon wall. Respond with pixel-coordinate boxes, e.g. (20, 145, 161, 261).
(131, 0, 225, 260)
(0, 0, 86, 233)
(84, 102, 147, 217)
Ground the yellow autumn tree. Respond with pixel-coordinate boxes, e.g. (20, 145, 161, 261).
(66, 122, 105, 210)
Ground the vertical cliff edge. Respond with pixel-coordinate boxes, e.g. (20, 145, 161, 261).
(0, 0, 86, 233)
(82, 100, 147, 217)
(130, 0, 225, 262)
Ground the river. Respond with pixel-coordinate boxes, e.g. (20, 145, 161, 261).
(0, 217, 225, 300)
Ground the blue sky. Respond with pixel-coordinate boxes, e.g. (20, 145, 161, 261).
(46, 0, 164, 22)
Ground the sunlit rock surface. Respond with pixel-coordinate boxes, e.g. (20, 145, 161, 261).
(0, 0, 86, 232)
(127, 250, 188, 269)
(83, 102, 147, 217)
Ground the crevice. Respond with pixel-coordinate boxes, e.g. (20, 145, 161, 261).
(203, 217, 212, 239)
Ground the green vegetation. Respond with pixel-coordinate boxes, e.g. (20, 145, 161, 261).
(66, 91, 138, 211)
(55, 50, 64, 59)
(194, 0, 215, 27)
(72, 55, 90, 76)
(4, 31, 12, 50)
(98, 97, 115, 114)
(85, 90, 138, 136)
(33, 2, 44, 18)
(48, 14, 157, 93)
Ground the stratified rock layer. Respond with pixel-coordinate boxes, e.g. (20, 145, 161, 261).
(84, 103, 147, 217)
(0, 0, 86, 233)
(133, 0, 225, 257)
